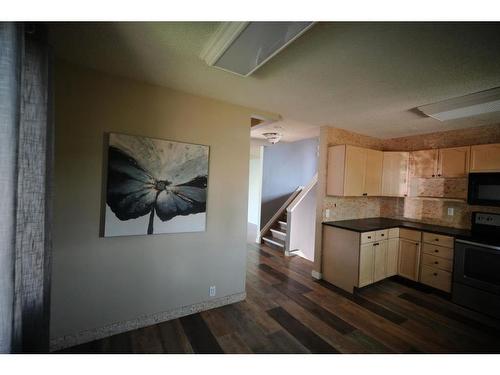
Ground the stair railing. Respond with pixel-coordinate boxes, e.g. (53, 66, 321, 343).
(285, 173, 318, 259)
(259, 186, 302, 243)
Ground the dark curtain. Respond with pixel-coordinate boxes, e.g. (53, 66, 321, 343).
(0, 22, 53, 354)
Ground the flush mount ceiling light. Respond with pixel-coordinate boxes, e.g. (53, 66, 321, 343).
(200, 22, 314, 77)
(417, 87, 500, 121)
(262, 132, 282, 144)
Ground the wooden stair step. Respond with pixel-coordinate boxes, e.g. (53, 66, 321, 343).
(262, 236, 285, 248)
(270, 228, 286, 241)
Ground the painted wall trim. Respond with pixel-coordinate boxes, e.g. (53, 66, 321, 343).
(311, 270, 322, 280)
(49, 291, 246, 352)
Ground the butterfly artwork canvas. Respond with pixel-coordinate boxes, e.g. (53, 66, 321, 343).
(103, 133, 209, 237)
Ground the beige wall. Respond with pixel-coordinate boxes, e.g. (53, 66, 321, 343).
(314, 123, 500, 273)
(51, 61, 269, 344)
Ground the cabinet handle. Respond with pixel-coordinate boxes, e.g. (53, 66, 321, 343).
(434, 249, 439, 253)
(362, 193, 368, 196)
(434, 261, 439, 264)
(374, 243, 379, 246)
(432, 174, 435, 177)
(367, 236, 371, 239)
(433, 272, 438, 276)
(435, 238, 439, 242)
(381, 234, 385, 237)
(438, 174, 442, 177)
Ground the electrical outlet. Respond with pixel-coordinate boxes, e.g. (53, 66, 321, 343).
(447, 207, 454, 216)
(325, 209, 331, 218)
(209, 285, 216, 297)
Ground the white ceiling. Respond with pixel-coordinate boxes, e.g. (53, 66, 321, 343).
(251, 119, 320, 143)
(48, 22, 500, 138)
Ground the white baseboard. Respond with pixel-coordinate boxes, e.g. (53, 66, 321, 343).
(311, 270, 322, 280)
(49, 291, 246, 352)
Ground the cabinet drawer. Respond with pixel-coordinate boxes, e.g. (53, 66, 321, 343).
(361, 230, 388, 243)
(422, 232, 454, 248)
(422, 253, 452, 272)
(361, 231, 377, 244)
(375, 229, 388, 241)
(399, 228, 421, 242)
(388, 228, 399, 239)
(420, 266, 452, 292)
(422, 243, 454, 260)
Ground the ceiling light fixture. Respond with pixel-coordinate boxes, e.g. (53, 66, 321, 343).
(262, 132, 282, 145)
(201, 22, 314, 77)
(417, 87, 500, 121)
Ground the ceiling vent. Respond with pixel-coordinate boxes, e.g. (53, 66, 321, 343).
(201, 22, 314, 77)
(417, 87, 500, 121)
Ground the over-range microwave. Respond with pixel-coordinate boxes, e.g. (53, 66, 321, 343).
(468, 172, 500, 207)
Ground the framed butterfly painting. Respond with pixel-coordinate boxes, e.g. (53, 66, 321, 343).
(103, 133, 209, 237)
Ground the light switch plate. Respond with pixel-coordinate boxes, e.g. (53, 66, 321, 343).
(447, 207, 454, 216)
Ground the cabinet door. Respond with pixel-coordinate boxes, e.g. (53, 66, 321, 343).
(411, 149, 438, 178)
(359, 243, 374, 287)
(327, 145, 346, 196)
(386, 238, 399, 277)
(398, 238, 421, 281)
(373, 241, 388, 282)
(470, 143, 500, 172)
(437, 146, 469, 178)
(344, 145, 366, 196)
(382, 152, 409, 196)
(364, 149, 383, 196)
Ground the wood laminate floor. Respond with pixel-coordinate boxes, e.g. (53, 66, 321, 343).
(58, 243, 500, 354)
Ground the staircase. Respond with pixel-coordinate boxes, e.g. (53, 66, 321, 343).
(262, 217, 288, 249)
(259, 174, 317, 261)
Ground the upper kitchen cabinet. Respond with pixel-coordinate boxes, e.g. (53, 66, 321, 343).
(437, 146, 470, 178)
(470, 143, 500, 172)
(364, 148, 384, 196)
(411, 147, 470, 178)
(411, 149, 438, 178)
(381, 151, 409, 196)
(327, 145, 383, 196)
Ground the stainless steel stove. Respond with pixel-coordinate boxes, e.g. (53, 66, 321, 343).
(453, 212, 500, 318)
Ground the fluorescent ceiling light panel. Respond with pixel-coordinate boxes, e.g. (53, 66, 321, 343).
(418, 87, 500, 121)
(201, 22, 314, 76)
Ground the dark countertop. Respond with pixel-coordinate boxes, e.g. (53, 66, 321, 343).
(323, 217, 472, 239)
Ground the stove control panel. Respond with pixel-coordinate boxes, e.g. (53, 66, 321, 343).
(474, 212, 500, 227)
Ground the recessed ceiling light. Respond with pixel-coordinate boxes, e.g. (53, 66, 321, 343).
(417, 87, 500, 121)
(201, 22, 314, 77)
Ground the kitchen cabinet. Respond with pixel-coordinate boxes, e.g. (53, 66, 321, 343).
(359, 243, 375, 287)
(387, 238, 399, 277)
(411, 147, 469, 179)
(327, 145, 383, 196)
(373, 240, 388, 282)
(437, 146, 470, 178)
(470, 143, 500, 172)
(322, 224, 455, 294)
(343, 145, 365, 196)
(382, 152, 409, 196)
(398, 229, 422, 281)
(420, 233, 454, 292)
(364, 148, 384, 196)
(398, 239, 421, 281)
(411, 149, 438, 178)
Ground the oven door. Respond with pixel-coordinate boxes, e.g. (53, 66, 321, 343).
(468, 173, 500, 207)
(454, 239, 500, 295)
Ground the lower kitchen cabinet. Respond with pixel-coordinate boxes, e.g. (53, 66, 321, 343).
(398, 238, 421, 281)
(373, 241, 388, 282)
(359, 240, 388, 287)
(322, 224, 454, 294)
(387, 238, 399, 277)
(359, 243, 375, 287)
